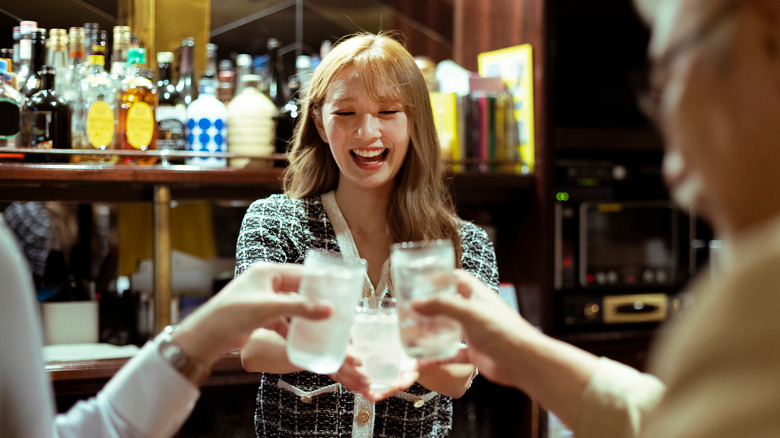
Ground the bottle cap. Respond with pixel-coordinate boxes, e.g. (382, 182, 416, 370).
(218, 59, 233, 72)
(236, 54, 252, 67)
(20, 21, 38, 35)
(157, 51, 174, 64)
(127, 47, 146, 65)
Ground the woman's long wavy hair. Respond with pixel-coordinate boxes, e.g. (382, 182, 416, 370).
(283, 32, 462, 262)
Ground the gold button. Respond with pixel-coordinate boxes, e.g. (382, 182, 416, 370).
(356, 410, 370, 423)
(413, 399, 425, 408)
(300, 395, 312, 404)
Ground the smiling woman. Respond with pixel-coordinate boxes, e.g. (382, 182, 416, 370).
(235, 32, 499, 438)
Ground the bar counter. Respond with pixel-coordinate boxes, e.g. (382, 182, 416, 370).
(47, 350, 258, 396)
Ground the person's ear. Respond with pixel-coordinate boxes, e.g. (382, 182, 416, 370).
(313, 112, 329, 144)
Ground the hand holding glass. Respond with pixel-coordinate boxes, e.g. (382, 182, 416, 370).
(287, 249, 366, 374)
(391, 240, 463, 360)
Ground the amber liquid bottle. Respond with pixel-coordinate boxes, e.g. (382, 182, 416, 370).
(117, 47, 157, 165)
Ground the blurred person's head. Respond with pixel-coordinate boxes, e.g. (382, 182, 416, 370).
(635, 0, 780, 238)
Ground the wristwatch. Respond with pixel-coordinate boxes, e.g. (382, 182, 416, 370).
(155, 325, 211, 386)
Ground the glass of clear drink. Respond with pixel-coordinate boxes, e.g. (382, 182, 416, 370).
(287, 249, 366, 374)
(352, 297, 409, 391)
(390, 239, 462, 360)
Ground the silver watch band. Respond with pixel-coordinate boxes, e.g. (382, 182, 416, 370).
(155, 325, 211, 386)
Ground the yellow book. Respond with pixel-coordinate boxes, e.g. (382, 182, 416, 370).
(429, 91, 461, 172)
(478, 44, 535, 173)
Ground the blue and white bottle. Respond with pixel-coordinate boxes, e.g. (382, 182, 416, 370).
(186, 74, 227, 167)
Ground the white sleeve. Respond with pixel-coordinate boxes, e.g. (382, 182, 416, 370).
(54, 341, 201, 438)
(0, 223, 57, 438)
(573, 357, 666, 438)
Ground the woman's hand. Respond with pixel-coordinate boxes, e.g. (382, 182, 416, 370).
(363, 357, 419, 402)
(328, 348, 371, 395)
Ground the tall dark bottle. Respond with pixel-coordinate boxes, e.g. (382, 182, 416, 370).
(156, 51, 187, 164)
(175, 37, 198, 107)
(21, 66, 72, 163)
(267, 38, 291, 158)
(20, 29, 47, 98)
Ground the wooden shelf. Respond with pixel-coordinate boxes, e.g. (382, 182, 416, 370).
(0, 163, 287, 203)
(0, 163, 535, 203)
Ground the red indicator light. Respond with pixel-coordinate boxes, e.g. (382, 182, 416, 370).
(563, 258, 572, 267)
(586, 274, 594, 283)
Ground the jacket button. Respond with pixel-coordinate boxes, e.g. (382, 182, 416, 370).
(357, 410, 371, 423)
(413, 399, 425, 408)
(300, 395, 312, 404)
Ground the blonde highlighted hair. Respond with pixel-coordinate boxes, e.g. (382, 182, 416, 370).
(283, 32, 462, 261)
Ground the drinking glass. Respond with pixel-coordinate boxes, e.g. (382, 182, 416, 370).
(351, 297, 408, 391)
(287, 249, 367, 374)
(390, 239, 462, 360)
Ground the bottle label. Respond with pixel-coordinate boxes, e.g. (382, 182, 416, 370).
(87, 100, 115, 148)
(20, 40, 32, 60)
(0, 99, 21, 139)
(126, 102, 154, 149)
(29, 110, 55, 149)
(156, 106, 187, 151)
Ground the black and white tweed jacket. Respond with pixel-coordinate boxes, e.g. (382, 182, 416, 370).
(235, 193, 499, 438)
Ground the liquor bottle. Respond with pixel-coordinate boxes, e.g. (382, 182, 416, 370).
(63, 27, 88, 148)
(320, 39, 333, 59)
(20, 66, 72, 163)
(176, 37, 197, 107)
(274, 77, 301, 156)
(155, 51, 187, 164)
(47, 29, 69, 95)
(296, 55, 312, 90)
(0, 49, 16, 89)
(216, 59, 234, 105)
(73, 51, 118, 164)
(11, 26, 21, 74)
(15, 21, 37, 92)
(186, 74, 227, 167)
(20, 29, 47, 98)
(0, 59, 24, 159)
(118, 48, 157, 165)
(233, 53, 252, 97)
(84, 23, 100, 61)
(267, 38, 291, 158)
(205, 43, 218, 78)
(109, 26, 130, 84)
(227, 74, 277, 168)
(267, 38, 288, 108)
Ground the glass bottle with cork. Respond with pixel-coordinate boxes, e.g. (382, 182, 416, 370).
(109, 26, 131, 84)
(47, 29, 69, 93)
(15, 21, 38, 92)
(63, 27, 88, 149)
(117, 47, 157, 165)
(73, 47, 118, 164)
(20, 65, 72, 163)
(155, 51, 187, 164)
(175, 37, 197, 107)
(20, 29, 47, 98)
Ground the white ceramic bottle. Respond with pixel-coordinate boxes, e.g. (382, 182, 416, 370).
(226, 74, 277, 168)
(186, 74, 227, 167)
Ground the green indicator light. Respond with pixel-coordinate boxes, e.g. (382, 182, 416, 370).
(556, 192, 570, 201)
